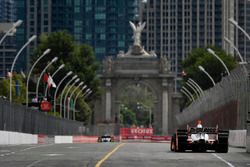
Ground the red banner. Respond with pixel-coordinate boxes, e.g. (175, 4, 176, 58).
(40, 100, 51, 111)
(120, 128, 153, 137)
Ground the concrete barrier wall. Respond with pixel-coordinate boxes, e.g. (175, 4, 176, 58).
(54, 136, 72, 143)
(0, 131, 9, 145)
(229, 130, 247, 148)
(0, 130, 37, 145)
(0, 130, 248, 147)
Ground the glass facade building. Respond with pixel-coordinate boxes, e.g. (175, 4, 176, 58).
(141, 0, 223, 76)
(0, 0, 17, 78)
(14, 0, 139, 72)
(14, 0, 51, 72)
(234, 0, 250, 63)
(0, 0, 16, 22)
(13, 0, 250, 75)
(52, 0, 138, 60)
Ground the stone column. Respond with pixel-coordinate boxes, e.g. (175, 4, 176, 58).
(169, 93, 182, 134)
(162, 79, 169, 134)
(105, 79, 112, 121)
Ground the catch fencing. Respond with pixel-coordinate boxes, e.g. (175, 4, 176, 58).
(0, 99, 85, 135)
(176, 65, 250, 130)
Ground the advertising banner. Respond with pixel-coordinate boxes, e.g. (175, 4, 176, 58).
(120, 128, 153, 137)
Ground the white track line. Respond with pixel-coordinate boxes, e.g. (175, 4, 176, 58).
(26, 159, 44, 167)
(21, 144, 54, 152)
(0, 144, 54, 157)
(212, 153, 235, 167)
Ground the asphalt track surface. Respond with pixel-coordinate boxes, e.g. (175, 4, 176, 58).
(0, 143, 249, 167)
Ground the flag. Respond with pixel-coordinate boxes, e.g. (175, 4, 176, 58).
(181, 70, 187, 77)
(47, 75, 56, 88)
(43, 72, 49, 83)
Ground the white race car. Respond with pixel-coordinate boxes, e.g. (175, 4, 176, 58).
(170, 124, 229, 153)
(97, 134, 114, 142)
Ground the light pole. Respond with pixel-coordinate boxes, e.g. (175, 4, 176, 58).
(63, 78, 80, 119)
(9, 35, 36, 102)
(84, 90, 92, 99)
(59, 75, 78, 118)
(44, 64, 65, 97)
(53, 71, 73, 115)
(0, 20, 23, 45)
(198, 65, 216, 86)
(187, 78, 203, 95)
(181, 86, 195, 102)
(229, 18, 250, 64)
(67, 82, 84, 119)
(186, 82, 200, 97)
(26, 48, 51, 107)
(224, 37, 247, 64)
(35, 57, 58, 99)
(180, 89, 193, 103)
(73, 86, 89, 120)
(207, 48, 230, 76)
(83, 88, 91, 97)
(229, 18, 250, 41)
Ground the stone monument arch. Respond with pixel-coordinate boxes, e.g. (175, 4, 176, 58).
(94, 21, 181, 134)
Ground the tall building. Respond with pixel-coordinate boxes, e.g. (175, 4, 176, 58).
(141, 0, 223, 77)
(0, 0, 16, 22)
(51, 0, 139, 60)
(14, 0, 51, 73)
(14, 0, 139, 74)
(222, 0, 250, 63)
(234, 0, 250, 62)
(0, 0, 17, 78)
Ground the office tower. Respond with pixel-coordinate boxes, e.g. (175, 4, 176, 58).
(14, 0, 51, 72)
(141, 0, 223, 77)
(0, 0, 16, 22)
(0, 0, 16, 77)
(14, 0, 139, 72)
(234, 0, 250, 62)
(52, 0, 139, 60)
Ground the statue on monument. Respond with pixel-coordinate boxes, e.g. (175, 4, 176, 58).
(160, 55, 171, 73)
(129, 21, 146, 46)
(124, 21, 150, 56)
(104, 56, 113, 73)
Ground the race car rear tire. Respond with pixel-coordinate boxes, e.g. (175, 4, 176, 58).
(176, 130, 187, 152)
(170, 134, 176, 151)
(216, 130, 229, 153)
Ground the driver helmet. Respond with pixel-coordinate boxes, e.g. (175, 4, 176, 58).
(197, 120, 203, 128)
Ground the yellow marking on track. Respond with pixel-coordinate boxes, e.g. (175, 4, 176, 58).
(95, 143, 125, 167)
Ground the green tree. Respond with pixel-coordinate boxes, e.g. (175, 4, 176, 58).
(31, 31, 101, 121)
(120, 108, 137, 126)
(32, 31, 101, 98)
(119, 84, 156, 127)
(182, 46, 237, 90)
(75, 99, 92, 124)
(0, 74, 26, 103)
